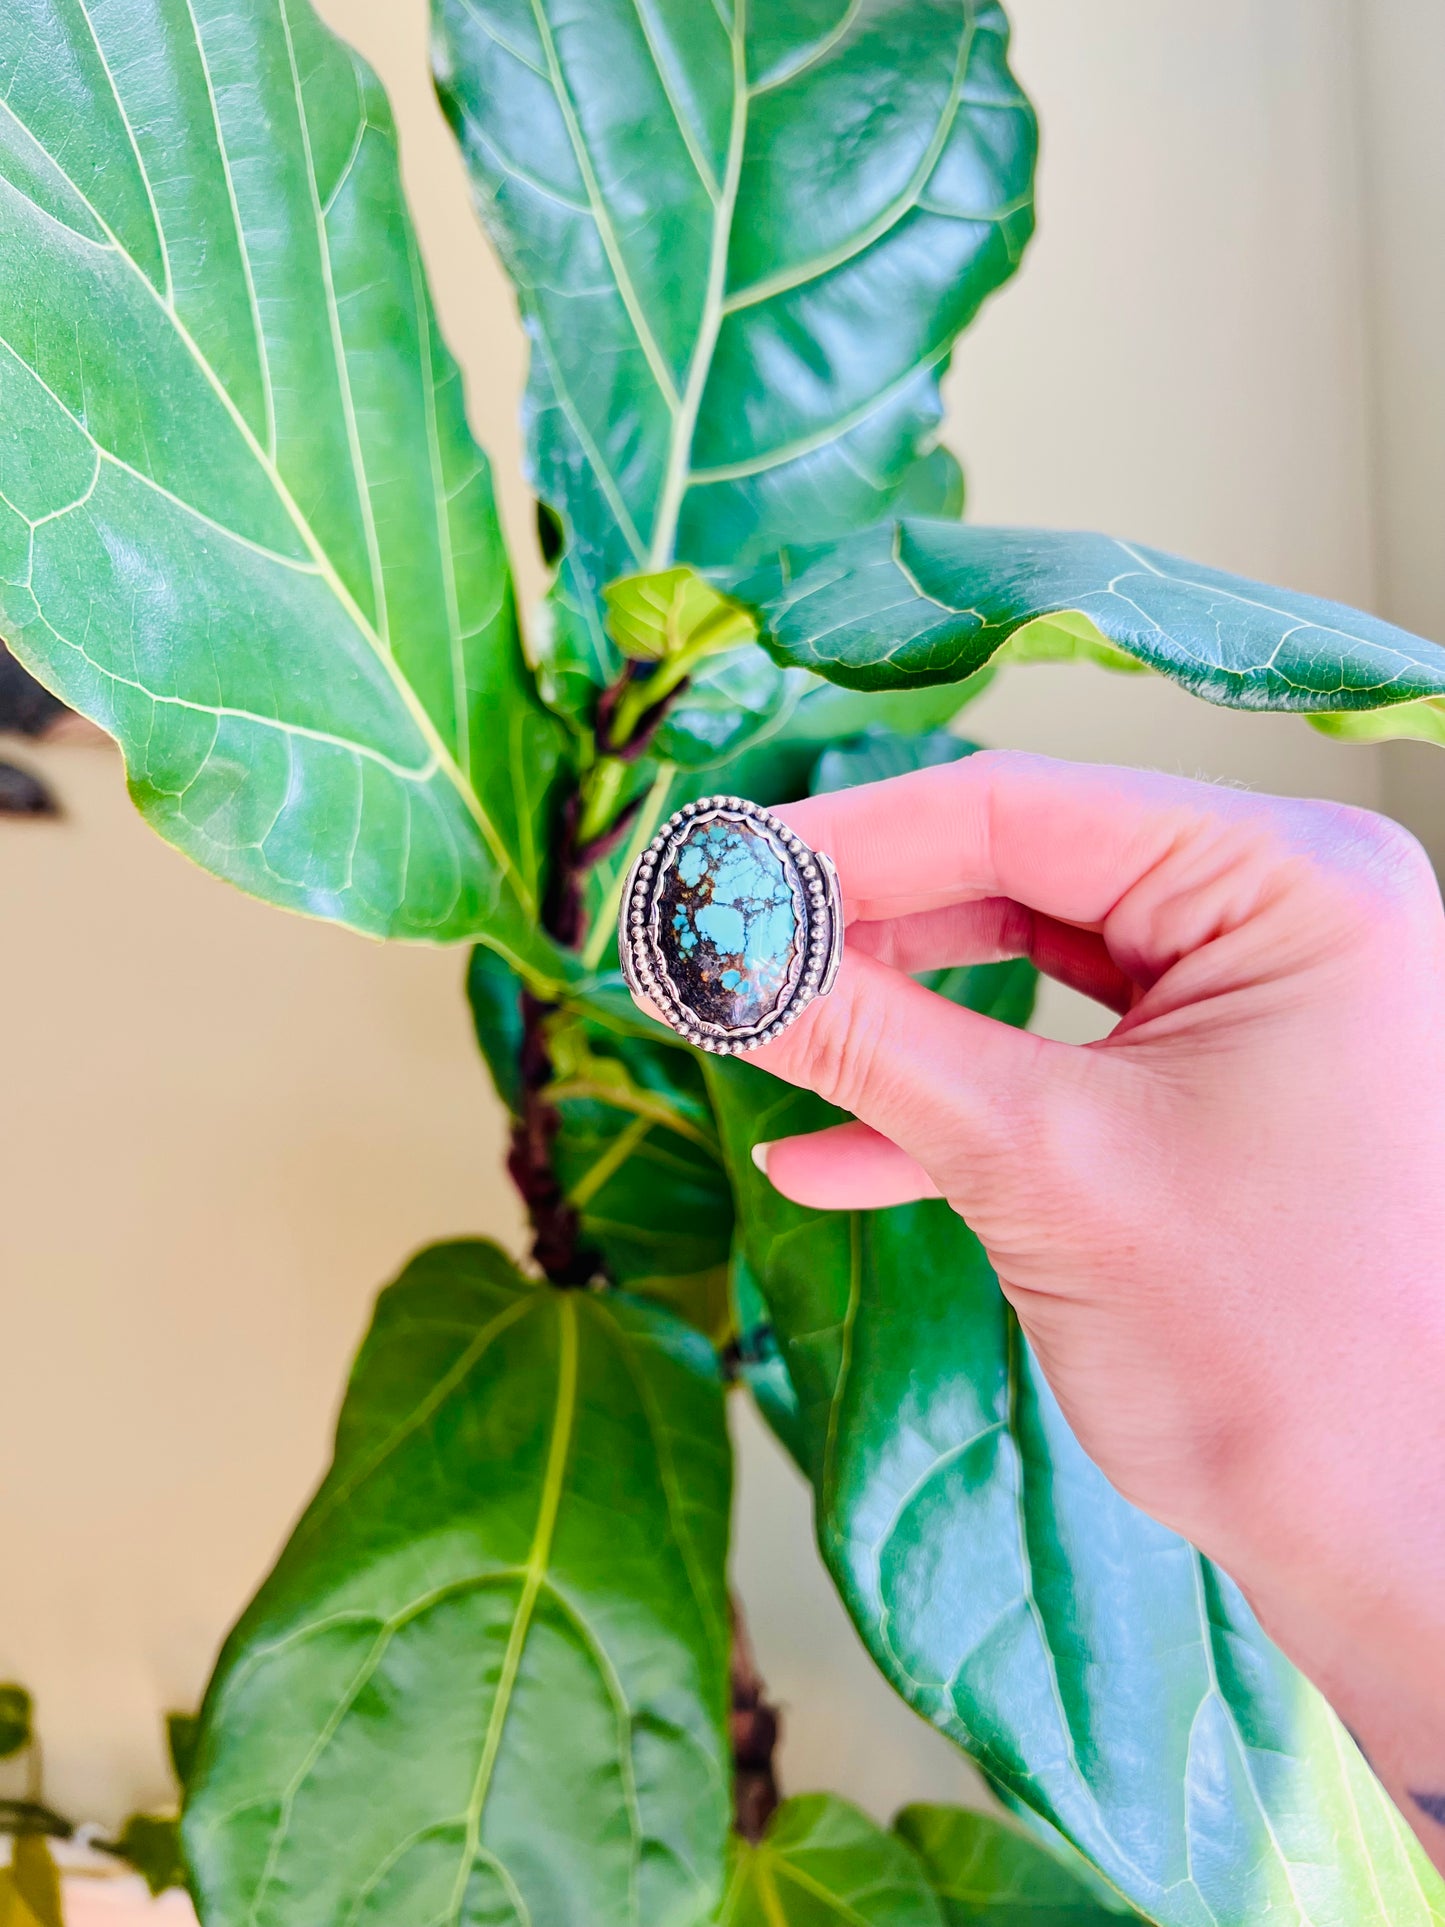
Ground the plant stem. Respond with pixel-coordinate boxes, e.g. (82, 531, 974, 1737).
(508, 645, 683, 1276)
(730, 1596, 781, 1843)
(607, 607, 754, 747)
(512, 655, 682, 1271)
(507, 990, 597, 1287)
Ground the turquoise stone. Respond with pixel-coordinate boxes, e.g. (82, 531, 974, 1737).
(656, 817, 803, 1031)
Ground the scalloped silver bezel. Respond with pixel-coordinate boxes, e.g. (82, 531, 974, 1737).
(617, 796, 843, 1054)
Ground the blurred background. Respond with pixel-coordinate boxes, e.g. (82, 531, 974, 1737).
(2, 0, 1442, 1839)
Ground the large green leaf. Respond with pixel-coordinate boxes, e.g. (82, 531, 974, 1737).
(894, 1805, 1135, 1925)
(708, 1061, 1445, 1925)
(731, 521, 1445, 712)
(184, 1240, 732, 1927)
(719, 1795, 945, 1927)
(0, 0, 569, 963)
(433, 0, 1038, 715)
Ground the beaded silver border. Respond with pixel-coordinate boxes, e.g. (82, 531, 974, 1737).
(618, 795, 843, 1054)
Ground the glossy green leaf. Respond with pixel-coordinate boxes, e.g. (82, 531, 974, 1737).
(184, 1240, 731, 1927)
(466, 942, 529, 1119)
(0, 0, 569, 964)
(895, 1805, 1135, 1925)
(604, 568, 754, 667)
(433, 0, 1038, 713)
(719, 1795, 944, 1927)
(104, 1813, 187, 1899)
(729, 1250, 807, 1474)
(708, 1058, 1445, 1924)
(166, 1711, 200, 1791)
(732, 521, 1445, 711)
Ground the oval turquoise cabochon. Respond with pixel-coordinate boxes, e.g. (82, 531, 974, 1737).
(655, 816, 805, 1033)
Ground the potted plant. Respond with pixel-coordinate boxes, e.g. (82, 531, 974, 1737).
(2, 1, 1443, 1921)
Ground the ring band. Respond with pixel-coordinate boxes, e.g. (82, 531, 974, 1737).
(618, 795, 843, 1054)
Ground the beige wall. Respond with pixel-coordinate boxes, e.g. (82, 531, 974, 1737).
(1353, 0, 1445, 863)
(1, 0, 1438, 1831)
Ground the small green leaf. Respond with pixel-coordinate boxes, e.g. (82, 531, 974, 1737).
(104, 1814, 187, 1899)
(465, 943, 527, 1118)
(894, 1804, 1135, 1924)
(0, 1687, 31, 1760)
(602, 572, 758, 755)
(604, 569, 754, 666)
(720, 1796, 944, 1927)
(165, 1713, 200, 1793)
(1310, 696, 1445, 746)
(732, 521, 1445, 712)
(185, 1241, 732, 1927)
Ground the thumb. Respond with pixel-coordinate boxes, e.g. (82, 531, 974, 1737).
(748, 947, 1067, 1201)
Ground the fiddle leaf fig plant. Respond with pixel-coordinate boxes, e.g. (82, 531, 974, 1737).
(3, 2, 1445, 1924)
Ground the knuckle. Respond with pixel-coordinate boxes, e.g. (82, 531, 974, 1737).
(1286, 799, 1437, 920)
(797, 981, 890, 1118)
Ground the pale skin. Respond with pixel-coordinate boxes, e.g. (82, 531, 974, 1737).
(738, 750, 1445, 1873)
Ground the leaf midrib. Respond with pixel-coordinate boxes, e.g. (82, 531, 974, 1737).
(524, 0, 680, 412)
(0, 17, 531, 906)
(645, 0, 749, 567)
(278, 0, 390, 651)
(450, 1293, 579, 1918)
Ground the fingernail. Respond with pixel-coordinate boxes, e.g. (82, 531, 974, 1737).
(750, 1140, 774, 1177)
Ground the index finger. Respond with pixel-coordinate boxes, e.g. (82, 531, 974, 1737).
(774, 749, 1259, 927)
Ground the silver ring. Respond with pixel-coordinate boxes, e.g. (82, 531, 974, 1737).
(618, 795, 844, 1054)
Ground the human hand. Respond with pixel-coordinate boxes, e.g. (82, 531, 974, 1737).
(749, 750, 1445, 1863)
